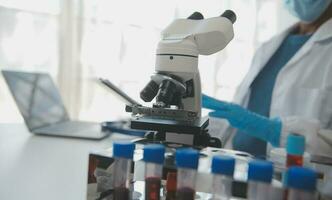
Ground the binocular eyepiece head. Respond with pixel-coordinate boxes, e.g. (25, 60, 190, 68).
(187, 10, 236, 24)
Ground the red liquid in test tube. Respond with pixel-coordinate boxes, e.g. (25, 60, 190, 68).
(176, 187, 195, 200)
(166, 172, 177, 200)
(145, 177, 161, 200)
(286, 154, 303, 167)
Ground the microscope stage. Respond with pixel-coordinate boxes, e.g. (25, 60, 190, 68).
(130, 116, 209, 135)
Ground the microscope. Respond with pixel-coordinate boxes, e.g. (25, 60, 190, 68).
(126, 10, 236, 148)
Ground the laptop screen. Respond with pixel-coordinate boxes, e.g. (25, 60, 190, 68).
(2, 70, 69, 130)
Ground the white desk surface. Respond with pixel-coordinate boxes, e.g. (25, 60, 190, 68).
(0, 123, 137, 200)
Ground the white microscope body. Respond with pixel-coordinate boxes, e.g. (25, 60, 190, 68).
(127, 11, 236, 147)
(154, 11, 235, 116)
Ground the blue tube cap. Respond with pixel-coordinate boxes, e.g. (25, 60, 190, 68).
(286, 166, 317, 191)
(113, 141, 135, 159)
(286, 133, 305, 156)
(248, 160, 273, 183)
(211, 155, 235, 176)
(143, 144, 165, 164)
(175, 148, 199, 169)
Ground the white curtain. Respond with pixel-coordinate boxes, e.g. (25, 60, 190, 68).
(57, 0, 84, 118)
(0, 0, 296, 123)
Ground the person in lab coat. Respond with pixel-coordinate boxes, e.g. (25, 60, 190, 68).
(203, 0, 332, 158)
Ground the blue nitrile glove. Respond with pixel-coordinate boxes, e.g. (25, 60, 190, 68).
(202, 94, 281, 147)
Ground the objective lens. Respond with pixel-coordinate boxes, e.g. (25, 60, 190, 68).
(140, 80, 159, 102)
(156, 80, 177, 106)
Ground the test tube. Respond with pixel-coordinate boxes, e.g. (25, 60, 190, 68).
(283, 134, 306, 198)
(286, 133, 305, 167)
(211, 155, 235, 200)
(247, 160, 274, 200)
(143, 144, 165, 200)
(166, 172, 177, 200)
(175, 148, 199, 200)
(112, 141, 135, 200)
(286, 166, 317, 200)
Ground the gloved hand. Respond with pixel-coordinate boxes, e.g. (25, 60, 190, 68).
(202, 94, 282, 147)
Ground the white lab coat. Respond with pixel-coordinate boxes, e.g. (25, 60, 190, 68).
(215, 18, 332, 156)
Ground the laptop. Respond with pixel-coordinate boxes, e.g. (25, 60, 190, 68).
(2, 70, 110, 140)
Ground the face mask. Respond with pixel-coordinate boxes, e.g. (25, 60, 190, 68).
(283, 0, 332, 23)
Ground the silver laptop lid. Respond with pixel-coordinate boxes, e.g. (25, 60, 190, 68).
(2, 70, 69, 130)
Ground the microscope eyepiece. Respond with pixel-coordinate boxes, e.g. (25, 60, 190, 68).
(221, 10, 236, 24)
(187, 12, 204, 20)
(140, 80, 159, 102)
